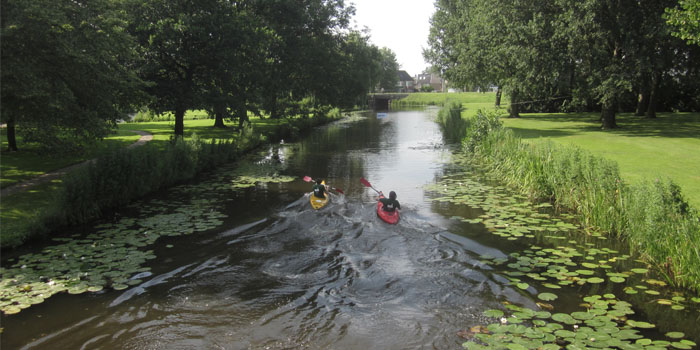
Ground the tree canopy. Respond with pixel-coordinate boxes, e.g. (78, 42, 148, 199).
(425, 0, 700, 128)
(1, 0, 145, 151)
(2, 0, 394, 147)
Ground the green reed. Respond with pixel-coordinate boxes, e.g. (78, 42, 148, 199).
(460, 108, 700, 293)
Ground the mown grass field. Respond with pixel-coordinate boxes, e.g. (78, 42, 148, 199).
(500, 112, 700, 208)
(392, 92, 506, 117)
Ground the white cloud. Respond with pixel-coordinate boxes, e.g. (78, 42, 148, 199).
(350, 0, 436, 76)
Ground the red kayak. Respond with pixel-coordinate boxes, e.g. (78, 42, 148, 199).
(377, 194, 400, 224)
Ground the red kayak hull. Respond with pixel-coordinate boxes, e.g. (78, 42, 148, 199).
(377, 195, 399, 224)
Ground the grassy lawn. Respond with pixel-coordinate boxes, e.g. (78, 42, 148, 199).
(393, 92, 506, 117)
(500, 112, 700, 208)
(1, 129, 142, 189)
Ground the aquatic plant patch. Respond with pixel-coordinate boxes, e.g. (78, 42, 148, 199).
(0, 153, 297, 315)
(465, 294, 696, 349)
(425, 152, 700, 346)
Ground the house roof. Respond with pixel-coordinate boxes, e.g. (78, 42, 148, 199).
(397, 70, 413, 82)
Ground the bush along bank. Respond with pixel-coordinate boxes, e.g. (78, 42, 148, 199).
(460, 108, 700, 293)
(436, 101, 467, 143)
(9, 112, 345, 249)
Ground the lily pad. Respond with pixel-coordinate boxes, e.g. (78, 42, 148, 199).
(665, 332, 685, 339)
(538, 293, 558, 301)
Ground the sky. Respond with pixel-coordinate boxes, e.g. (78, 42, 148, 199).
(349, 0, 436, 77)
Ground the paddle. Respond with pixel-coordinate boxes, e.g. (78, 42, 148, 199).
(303, 176, 344, 194)
(360, 177, 381, 195)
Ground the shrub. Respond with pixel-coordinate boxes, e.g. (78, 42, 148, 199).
(436, 101, 467, 143)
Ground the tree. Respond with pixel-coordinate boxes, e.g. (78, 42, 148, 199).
(1, 0, 144, 151)
(665, 0, 700, 45)
(377, 47, 399, 91)
(426, 0, 569, 117)
(127, 0, 227, 137)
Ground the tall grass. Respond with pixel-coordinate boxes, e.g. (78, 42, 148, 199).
(25, 129, 263, 240)
(461, 108, 700, 292)
(436, 101, 468, 143)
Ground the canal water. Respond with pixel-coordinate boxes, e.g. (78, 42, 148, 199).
(1, 109, 698, 349)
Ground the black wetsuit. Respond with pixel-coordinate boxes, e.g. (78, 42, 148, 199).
(380, 197, 400, 212)
(312, 184, 326, 198)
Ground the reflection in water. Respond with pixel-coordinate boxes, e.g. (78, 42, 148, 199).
(2, 109, 698, 349)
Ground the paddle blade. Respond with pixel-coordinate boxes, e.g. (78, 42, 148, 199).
(360, 178, 372, 188)
(303, 176, 313, 182)
(332, 187, 344, 194)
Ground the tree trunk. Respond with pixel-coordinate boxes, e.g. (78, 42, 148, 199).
(6, 116, 18, 151)
(645, 72, 661, 119)
(495, 86, 502, 108)
(213, 102, 227, 128)
(600, 98, 618, 129)
(635, 91, 649, 116)
(174, 105, 185, 137)
(508, 89, 520, 118)
(237, 104, 249, 129)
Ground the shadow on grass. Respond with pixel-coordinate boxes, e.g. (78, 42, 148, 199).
(517, 112, 700, 139)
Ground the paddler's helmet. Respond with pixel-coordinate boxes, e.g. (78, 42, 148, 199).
(389, 191, 397, 200)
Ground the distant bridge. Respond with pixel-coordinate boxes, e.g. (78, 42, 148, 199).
(367, 93, 409, 110)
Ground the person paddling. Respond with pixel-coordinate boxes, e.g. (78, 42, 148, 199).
(379, 191, 400, 212)
(312, 178, 327, 199)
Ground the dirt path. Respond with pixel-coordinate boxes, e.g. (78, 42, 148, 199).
(1, 130, 153, 197)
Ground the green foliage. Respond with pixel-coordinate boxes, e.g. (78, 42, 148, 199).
(425, 0, 700, 124)
(436, 102, 468, 142)
(49, 134, 249, 227)
(377, 47, 400, 91)
(463, 109, 700, 292)
(665, 0, 700, 45)
(131, 109, 211, 122)
(420, 85, 435, 92)
(1, 0, 145, 150)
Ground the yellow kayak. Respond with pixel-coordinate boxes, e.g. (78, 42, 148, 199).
(310, 181, 329, 210)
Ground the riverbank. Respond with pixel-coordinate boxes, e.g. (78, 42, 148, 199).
(451, 107, 700, 293)
(501, 112, 700, 209)
(0, 112, 345, 249)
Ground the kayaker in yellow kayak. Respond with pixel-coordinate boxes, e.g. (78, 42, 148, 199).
(312, 178, 327, 199)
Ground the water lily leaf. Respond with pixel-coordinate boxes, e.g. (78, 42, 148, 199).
(636, 339, 653, 345)
(551, 313, 577, 325)
(630, 268, 648, 274)
(665, 332, 685, 339)
(626, 320, 655, 329)
(516, 283, 529, 290)
(586, 277, 605, 284)
(609, 276, 625, 283)
(671, 342, 693, 349)
(554, 329, 576, 339)
(671, 305, 685, 311)
(538, 293, 558, 301)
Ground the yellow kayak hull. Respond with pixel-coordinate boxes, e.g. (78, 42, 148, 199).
(310, 181, 329, 210)
(310, 194, 329, 210)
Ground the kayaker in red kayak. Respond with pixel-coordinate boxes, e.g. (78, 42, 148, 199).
(379, 191, 400, 212)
